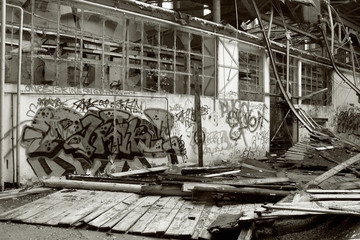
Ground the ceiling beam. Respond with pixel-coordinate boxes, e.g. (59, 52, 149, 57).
(261, 14, 320, 41)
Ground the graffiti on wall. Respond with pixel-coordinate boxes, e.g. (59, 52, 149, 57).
(174, 105, 210, 128)
(219, 100, 269, 143)
(21, 98, 186, 177)
(189, 128, 231, 155)
(337, 108, 360, 136)
(229, 130, 269, 159)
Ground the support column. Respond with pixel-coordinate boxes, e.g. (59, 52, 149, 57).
(213, 0, 221, 23)
(0, 0, 6, 191)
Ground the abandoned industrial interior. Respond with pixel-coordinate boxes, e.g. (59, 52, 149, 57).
(1, 0, 360, 239)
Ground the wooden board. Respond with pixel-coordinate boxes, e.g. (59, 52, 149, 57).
(198, 205, 224, 240)
(306, 153, 360, 187)
(141, 196, 183, 235)
(128, 196, 172, 234)
(0, 188, 54, 200)
(80, 192, 135, 225)
(191, 205, 213, 239)
(58, 191, 131, 226)
(0, 190, 64, 221)
(0, 188, 270, 240)
(88, 194, 140, 229)
(178, 203, 205, 238)
(111, 196, 161, 233)
(21, 190, 95, 225)
(110, 166, 168, 177)
(310, 194, 360, 201)
(165, 200, 195, 237)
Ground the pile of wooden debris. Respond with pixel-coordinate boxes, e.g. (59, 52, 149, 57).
(1, 133, 359, 239)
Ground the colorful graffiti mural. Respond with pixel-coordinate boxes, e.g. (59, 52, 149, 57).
(21, 100, 186, 177)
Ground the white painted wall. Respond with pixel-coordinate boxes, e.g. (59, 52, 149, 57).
(299, 69, 360, 143)
(2, 84, 270, 184)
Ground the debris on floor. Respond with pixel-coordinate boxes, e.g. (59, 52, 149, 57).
(1, 133, 360, 239)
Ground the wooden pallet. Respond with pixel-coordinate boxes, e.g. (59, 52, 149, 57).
(0, 189, 259, 240)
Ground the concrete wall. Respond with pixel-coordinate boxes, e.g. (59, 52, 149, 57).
(299, 70, 360, 143)
(2, 85, 270, 184)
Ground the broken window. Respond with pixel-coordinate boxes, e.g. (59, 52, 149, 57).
(238, 44, 264, 101)
(269, 52, 299, 102)
(13, 0, 215, 97)
(301, 62, 331, 106)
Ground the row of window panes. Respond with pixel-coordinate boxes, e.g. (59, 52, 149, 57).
(238, 49, 264, 102)
(5, 0, 216, 96)
(301, 62, 331, 105)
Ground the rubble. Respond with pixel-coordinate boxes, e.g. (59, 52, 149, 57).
(1, 132, 360, 239)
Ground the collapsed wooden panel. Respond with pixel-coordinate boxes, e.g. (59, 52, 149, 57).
(0, 189, 247, 240)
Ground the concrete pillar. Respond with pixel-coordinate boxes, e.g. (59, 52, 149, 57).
(213, 0, 221, 23)
(1, 0, 6, 191)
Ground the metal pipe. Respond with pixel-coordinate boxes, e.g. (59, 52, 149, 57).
(286, 31, 290, 95)
(327, 2, 334, 54)
(249, 0, 316, 134)
(320, 22, 360, 96)
(1, 0, 6, 191)
(267, 4, 273, 38)
(7, 3, 23, 186)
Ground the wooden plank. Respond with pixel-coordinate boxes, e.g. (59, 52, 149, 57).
(44, 190, 101, 226)
(289, 145, 308, 150)
(129, 196, 172, 234)
(0, 190, 63, 220)
(110, 166, 168, 177)
(141, 196, 183, 235)
(9, 190, 83, 221)
(178, 203, 205, 238)
(241, 163, 276, 173)
(285, 151, 306, 156)
(319, 152, 360, 177)
(181, 165, 239, 175)
(198, 205, 223, 240)
(164, 200, 195, 237)
(237, 222, 255, 240)
(220, 177, 291, 186)
(182, 182, 236, 192)
(80, 192, 136, 224)
(262, 204, 360, 216)
(194, 64, 204, 166)
(191, 205, 212, 239)
(192, 185, 290, 197)
(284, 152, 305, 157)
(88, 194, 140, 229)
(306, 153, 360, 187)
(317, 201, 360, 212)
(307, 189, 360, 194)
(0, 187, 54, 200)
(42, 179, 142, 193)
(284, 157, 305, 161)
(111, 196, 161, 233)
(238, 204, 256, 221)
(58, 191, 132, 226)
(21, 190, 94, 225)
(204, 170, 241, 178)
(310, 194, 360, 201)
(48, 190, 108, 226)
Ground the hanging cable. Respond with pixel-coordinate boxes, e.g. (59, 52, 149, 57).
(267, 3, 273, 38)
(320, 21, 360, 96)
(248, 0, 325, 135)
(328, 3, 360, 85)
